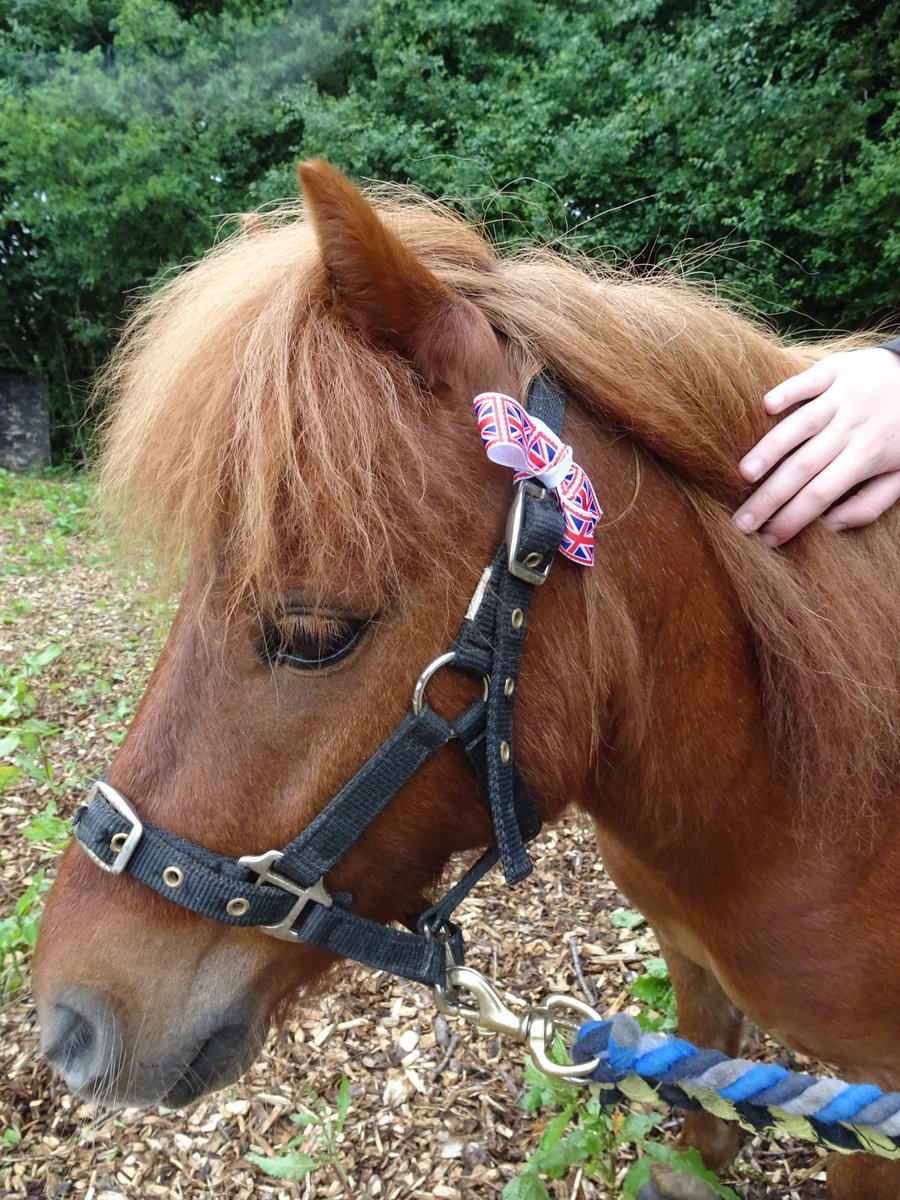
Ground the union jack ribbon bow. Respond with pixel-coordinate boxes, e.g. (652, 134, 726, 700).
(473, 392, 602, 566)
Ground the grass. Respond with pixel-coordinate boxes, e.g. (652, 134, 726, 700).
(0, 468, 93, 575)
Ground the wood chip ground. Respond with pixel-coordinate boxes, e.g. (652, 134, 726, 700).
(1, 488, 830, 1198)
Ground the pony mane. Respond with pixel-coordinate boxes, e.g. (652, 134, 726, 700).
(97, 184, 900, 817)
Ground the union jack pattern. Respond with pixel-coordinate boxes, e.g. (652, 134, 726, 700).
(474, 392, 602, 566)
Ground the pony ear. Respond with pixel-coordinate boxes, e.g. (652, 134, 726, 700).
(297, 159, 500, 392)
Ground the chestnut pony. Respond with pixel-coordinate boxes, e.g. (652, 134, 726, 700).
(33, 162, 900, 1199)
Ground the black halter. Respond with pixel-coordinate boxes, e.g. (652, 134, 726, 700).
(73, 375, 570, 987)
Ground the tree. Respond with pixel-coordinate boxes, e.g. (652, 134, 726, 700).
(2, 0, 897, 457)
(0, 0, 367, 455)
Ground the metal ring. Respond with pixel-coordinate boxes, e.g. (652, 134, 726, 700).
(413, 652, 491, 719)
(412, 651, 457, 715)
(109, 832, 128, 853)
(226, 897, 250, 917)
(528, 994, 603, 1078)
(162, 866, 184, 889)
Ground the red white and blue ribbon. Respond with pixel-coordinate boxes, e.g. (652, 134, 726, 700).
(474, 392, 601, 566)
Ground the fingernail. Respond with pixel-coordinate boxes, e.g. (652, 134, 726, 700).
(740, 456, 764, 481)
(734, 512, 757, 532)
(829, 521, 846, 532)
(759, 532, 779, 548)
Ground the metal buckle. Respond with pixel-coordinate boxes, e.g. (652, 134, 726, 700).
(238, 850, 332, 942)
(506, 481, 553, 585)
(81, 780, 144, 874)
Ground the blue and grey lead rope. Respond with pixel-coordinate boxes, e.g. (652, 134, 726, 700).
(572, 1015, 900, 1159)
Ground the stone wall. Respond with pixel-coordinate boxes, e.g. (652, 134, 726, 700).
(0, 372, 51, 470)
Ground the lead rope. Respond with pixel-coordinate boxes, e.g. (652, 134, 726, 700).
(434, 963, 900, 1159)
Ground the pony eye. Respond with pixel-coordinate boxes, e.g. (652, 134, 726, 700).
(261, 612, 368, 670)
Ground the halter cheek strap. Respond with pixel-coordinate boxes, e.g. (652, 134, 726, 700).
(73, 374, 591, 987)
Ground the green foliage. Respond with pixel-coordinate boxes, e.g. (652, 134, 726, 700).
(2, 1125, 22, 1148)
(248, 1075, 353, 1185)
(610, 907, 648, 931)
(0, 1, 369, 457)
(0, 468, 91, 572)
(2, 1, 898, 459)
(507, 1057, 740, 1200)
(0, 644, 65, 793)
(630, 957, 678, 1033)
(505, 955, 732, 1195)
(0, 868, 48, 996)
(1, 800, 70, 995)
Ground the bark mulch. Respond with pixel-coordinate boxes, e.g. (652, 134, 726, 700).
(0, 485, 830, 1198)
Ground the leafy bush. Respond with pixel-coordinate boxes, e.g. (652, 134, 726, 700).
(3, 1, 898, 458)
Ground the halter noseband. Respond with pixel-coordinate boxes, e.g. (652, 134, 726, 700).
(73, 375, 579, 987)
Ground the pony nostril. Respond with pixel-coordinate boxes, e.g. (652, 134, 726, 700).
(40, 989, 121, 1096)
(51, 1005, 96, 1062)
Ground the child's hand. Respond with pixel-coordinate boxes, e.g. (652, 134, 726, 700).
(732, 348, 900, 546)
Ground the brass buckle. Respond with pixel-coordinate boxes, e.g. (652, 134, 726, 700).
(506, 481, 553, 585)
(238, 850, 332, 942)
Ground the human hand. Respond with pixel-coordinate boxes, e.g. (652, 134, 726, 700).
(732, 348, 900, 546)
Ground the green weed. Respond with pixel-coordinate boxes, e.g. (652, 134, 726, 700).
(504, 949, 733, 1199)
(0, 468, 91, 574)
(609, 908, 647, 932)
(0, 644, 65, 793)
(1, 1122, 23, 1167)
(0, 597, 33, 625)
(505, 1056, 739, 1200)
(630, 958, 678, 1034)
(1, 867, 48, 996)
(0, 800, 72, 995)
(249, 1075, 353, 1187)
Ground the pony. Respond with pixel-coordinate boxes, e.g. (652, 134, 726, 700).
(32, 161, 900, 1199)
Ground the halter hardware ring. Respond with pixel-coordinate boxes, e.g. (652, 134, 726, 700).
(412, 652, 489, 717)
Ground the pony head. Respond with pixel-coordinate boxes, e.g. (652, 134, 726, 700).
(31, 163, 595, 1107)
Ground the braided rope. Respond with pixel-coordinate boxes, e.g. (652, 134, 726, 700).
(572, 1015, 900, 1159)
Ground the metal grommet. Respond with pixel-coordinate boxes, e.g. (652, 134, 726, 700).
(499, 740, 511, 764)
(511, 608, 524, 630)
(110, 832, 128, 853)
(162, 866, 184, 889)
(523, 552, 543, 570)
(227, 897, 250, 917)
(504, 677, 515, 697)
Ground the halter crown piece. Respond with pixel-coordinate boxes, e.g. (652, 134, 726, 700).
(72, 375, 600, 988)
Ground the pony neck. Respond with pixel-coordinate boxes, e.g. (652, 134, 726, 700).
(524, 413, 782, 868)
